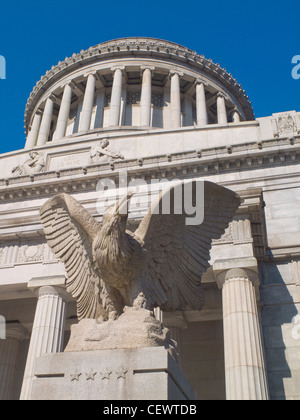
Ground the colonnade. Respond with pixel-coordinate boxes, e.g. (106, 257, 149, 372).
(25, 66, 241, 149)
(0, 255, 268, 400)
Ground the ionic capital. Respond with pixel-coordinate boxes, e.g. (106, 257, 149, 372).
(83, 71, 97, 79)
(60, 81, 76, 90)
(169, 69, 184, 78)
(45, 93, 58, 103)
(140, 65, 155, 77)
(216, 91, 227, 100)
(111, 65, 125, 73)
(140, 65, 155, 72)
(194, 78, 208, 87)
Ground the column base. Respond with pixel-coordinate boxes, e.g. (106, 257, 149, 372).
(30, 347, 196, 400)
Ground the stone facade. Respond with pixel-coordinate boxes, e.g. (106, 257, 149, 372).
(0, 37, 299, 400)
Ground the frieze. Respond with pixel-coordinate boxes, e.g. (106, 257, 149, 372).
(0, 136, 299, 202)
(0, 241, 57, 267)
(17, 243, 45, 263)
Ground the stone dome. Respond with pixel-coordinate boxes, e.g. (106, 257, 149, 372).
(24, 37, 254, 149)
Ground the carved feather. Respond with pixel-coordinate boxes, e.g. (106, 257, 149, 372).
(135, 181, 241, 311)
(40, 181, 241, 321)
(40, 194, 107, 320)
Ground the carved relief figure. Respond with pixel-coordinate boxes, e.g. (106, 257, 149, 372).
(90, 139, 125, 164)
(12, 152, 45, 176)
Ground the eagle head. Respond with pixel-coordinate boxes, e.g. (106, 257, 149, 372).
(101, 191, 133, 235)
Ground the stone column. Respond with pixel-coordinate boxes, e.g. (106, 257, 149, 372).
(140, 66, 154, 127)
(215, 261, 269, 400)
(231, 107, 241, 123)
(109, 66, 125, 127)
(170, 70, 183, 128)
(216, 92, 227, 124)
(25, 111, 42, 150)
(79, 73, 96, 132)
(0, 324, 27, 400)
(37, 96, 55, 146)
(53, 83, 73, 140)
(20, 276, 69, 400)
(195, 81, 208, 126)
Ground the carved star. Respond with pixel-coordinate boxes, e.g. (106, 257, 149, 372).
(99, 369, 112, 380)
(85, 369, 97, 381)
(116, 368, 128, 379)
(70, 371, 82, 381)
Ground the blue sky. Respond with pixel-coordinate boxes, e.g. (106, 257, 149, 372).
(0, 0, 299, 154)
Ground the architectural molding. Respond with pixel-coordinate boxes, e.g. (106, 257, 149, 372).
(0, 135, 299, 203)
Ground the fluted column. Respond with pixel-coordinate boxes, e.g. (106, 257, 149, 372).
(109, 66, 124, 127)
(170, 70, 183, 128)
(20, 278, 69, 400)
(215, 265, 269, 400)
(216, 93, 227, 124)
(195, 81, 208, 126)
(25, 111, 42, 150)
(79, 73, 96, 132)
(0, 324, 27, 400)
(53, 83, 73, 140)
(140, 66, 154, 127)
(37, 96, 55, 146)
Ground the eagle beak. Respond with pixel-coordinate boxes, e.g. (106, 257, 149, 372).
(116, 191, 133, 217)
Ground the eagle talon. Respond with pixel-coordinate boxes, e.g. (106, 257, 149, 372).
(133, 293, 147, 309)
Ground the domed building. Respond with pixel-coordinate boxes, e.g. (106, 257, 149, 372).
(0, 37, 299, 400)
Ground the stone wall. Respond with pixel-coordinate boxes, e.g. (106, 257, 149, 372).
(260, 261, 300, 399)
(180, 321, 225, 400)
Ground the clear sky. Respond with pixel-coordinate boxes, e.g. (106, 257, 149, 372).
(0, 0, 299, 154)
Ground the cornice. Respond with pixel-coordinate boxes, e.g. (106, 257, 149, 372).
(24, 37, 254, 132)
(0, 136, 299, 203)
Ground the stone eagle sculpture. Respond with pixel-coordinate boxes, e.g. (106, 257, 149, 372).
(40, 181, 240, 322)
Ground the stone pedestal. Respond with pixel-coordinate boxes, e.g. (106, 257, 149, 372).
(30, 347, 196, 400)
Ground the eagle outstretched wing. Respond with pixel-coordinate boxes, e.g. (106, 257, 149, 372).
(40, 194, 106, 320)
(134, 181, 241, 312)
